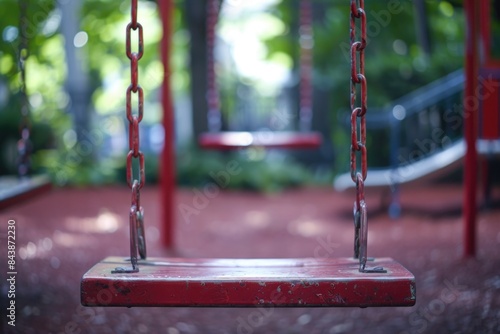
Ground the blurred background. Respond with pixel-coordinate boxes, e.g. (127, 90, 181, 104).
(2, 1, 500, 333)
(0, 0, 468, 191)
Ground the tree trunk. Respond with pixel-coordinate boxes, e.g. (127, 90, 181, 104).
(59, 0, 91, 144)
(185, 0, 209, 138)
(413, 0, 432, 56)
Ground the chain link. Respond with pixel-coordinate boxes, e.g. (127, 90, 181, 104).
(17, 0, 31, 178)
(126, 0, 145, 190)
(119, 0, 147, 272)
(350, 0, 368, 271)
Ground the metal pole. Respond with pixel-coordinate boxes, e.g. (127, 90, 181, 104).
(159, 0, 175, 249)
(389, 117, 401, 219)
(463, 0, 478, 258)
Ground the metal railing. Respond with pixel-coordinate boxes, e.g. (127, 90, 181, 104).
(335, 69, 466, 216)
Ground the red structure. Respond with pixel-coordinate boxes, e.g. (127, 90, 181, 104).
(478, 0, 500, 141)
(463, 0, 500, 258)
(463, 0, 479, 258)
(199, 131, 322, 150)
(159, 0, 175, 249)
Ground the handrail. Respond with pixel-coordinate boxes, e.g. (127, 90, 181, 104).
(341, 69, 465, 128)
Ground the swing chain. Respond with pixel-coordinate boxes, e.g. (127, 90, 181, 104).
(350, 0, 366, 265)
(349, 0, 367, 185)
(350, 0, 384, 273)
(115, 0, 147, 273)
(17, 0, 32, 178)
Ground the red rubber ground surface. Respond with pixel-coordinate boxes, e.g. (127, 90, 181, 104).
(0, 184, 499, 333)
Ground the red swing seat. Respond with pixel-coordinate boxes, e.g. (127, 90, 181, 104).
(198, 131, 322, 150)
(81, 256, 415, 307)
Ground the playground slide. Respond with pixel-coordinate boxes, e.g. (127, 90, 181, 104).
(334, 139, 466, 191)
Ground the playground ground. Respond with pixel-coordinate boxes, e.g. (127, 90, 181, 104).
(0, 183, 499, 334)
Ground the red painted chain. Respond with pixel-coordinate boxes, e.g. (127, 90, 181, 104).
(206, 0, 221, 132)
(299, 0, 313, 131)
(17, 0, 31, 178)
(121, 0, 147, 272)
(350, 0, 368, 271)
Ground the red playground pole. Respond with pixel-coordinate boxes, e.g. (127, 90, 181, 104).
(159, 0, 175, 249)
(463, 0, 479, 258)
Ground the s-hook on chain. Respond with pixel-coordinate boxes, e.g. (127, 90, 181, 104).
(113, 0, 147, 273)
(350, 0, 385, 273)
(17, 0, 31, 178)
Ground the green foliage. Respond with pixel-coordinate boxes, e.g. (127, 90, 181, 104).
(203, 1, 467, 175)
(75, 143, 322, 192)
(176, 144, 319, 193)
(0, 0, 66, 175)
(0, 95, 53, 174)
(0, 0, 469, 188)
(263, 0, 465, 172)
(33, 148, 118, 186)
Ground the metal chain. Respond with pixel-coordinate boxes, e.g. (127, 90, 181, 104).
(114, 0, 147, 273)
(17, 0, 31, 178)
(350, 0, 368, 271)
(206, 0, 221, 132)
(299, 0, 313, 132)
(350, 0, 386, 274)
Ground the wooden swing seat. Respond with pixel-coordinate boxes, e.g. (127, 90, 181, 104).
(81, 256, 415, 307)
(198, 131, 322, 150)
